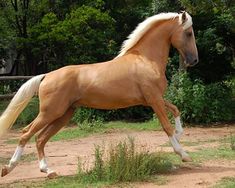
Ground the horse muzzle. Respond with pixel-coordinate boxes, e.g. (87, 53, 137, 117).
(183, 53, 199, 67)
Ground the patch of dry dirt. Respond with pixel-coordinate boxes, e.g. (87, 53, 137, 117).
(0, 125, 234, 187)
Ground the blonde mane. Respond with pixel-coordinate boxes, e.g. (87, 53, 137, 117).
(117, 12, 192, 57)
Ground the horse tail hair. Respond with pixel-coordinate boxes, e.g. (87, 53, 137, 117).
(0, 74, 45, 138)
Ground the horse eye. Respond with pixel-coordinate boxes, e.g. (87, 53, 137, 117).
(186, 32, 192, 37)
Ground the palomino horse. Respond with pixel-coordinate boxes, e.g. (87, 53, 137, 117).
(0, 11, 198, 178)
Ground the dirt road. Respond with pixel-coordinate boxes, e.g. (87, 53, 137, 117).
(0, 125, 234, 187)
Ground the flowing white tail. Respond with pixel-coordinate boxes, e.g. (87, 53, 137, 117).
(0, 74, 45, 137)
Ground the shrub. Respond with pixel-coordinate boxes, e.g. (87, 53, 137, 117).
(77, 138, 173, 183)
(72, 106, 153, 125)
(16, 97, 39, 127)
(166, 72, 234, 123)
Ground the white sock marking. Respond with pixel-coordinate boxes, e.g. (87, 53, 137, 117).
(169, 135, 189, 159)
(7, 146, 24, 171)
(175, 116, 183, 140)
(39, 158, 54, 174)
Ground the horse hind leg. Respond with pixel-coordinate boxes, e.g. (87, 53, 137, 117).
(22, 121, 34, 133)
(165, 100, 183, 141)
(1, 113, 55, 177)
(36, 107, 75, 178)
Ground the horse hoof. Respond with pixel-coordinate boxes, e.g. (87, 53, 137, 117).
(47, 171, 58, 179)
(182, 156, 192, 162)
(1, 166, 9, 177)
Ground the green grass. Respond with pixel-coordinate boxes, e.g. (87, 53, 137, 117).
(50, 126, 106, 142)
(213, 177, 235, 188)
(104, 120, 161, 131)
(5, 119, 161, 144)
(190, 145, 235, 163)
(52, 119, 161, 142)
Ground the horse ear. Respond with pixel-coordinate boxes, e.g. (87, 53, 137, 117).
(181, 11, 187, 24)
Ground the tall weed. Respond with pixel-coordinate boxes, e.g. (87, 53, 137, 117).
(77, 138, 173, 183)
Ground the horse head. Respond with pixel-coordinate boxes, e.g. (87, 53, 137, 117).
(170, 12, 199, 67)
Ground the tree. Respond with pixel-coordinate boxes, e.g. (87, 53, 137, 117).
(29, 6, 116, 71)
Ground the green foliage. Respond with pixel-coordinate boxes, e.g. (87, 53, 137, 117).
(30, 5, 117, 70)
(16, 97, 39, 126)
(72, 106, 153, 124)
(214, 177, 235, 188)
(151, 0, 181, 13)
(77, 138, 173, 183)
(166, 72, 234, 123)
(0, 79, 26, 94)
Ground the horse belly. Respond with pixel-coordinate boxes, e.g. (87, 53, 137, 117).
(76, 86, 144, 109)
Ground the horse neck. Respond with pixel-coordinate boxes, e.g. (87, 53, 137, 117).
(130, 19, 177, 70)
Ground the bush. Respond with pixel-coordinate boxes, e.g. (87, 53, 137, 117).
(16, 97, 39, 126)
(72, 106, 153, 125)
(77, 138, 173, 183)
(0, 79, 26, 94)
(166, 72, 234, 123)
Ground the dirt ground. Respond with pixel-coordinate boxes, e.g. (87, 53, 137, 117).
(0, 125, 235, 187)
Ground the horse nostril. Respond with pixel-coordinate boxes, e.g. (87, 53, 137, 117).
(193, 58, 198, 64)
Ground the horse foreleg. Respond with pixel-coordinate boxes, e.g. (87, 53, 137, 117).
(35, 107, 75, 178)
(151, 99, 191, 162)
(1, 114, 54, 177)
(165, 100, 183, 140)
